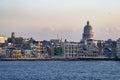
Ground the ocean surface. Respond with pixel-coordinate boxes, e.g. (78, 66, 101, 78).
(0, 61, 120, 80)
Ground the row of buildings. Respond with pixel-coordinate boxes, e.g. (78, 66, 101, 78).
(0, 21, 120, 59)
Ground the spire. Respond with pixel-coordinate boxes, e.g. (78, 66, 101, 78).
(87, 21, 89, 25)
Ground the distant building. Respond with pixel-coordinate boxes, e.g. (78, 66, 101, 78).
(50, 39, 63, 58)
(86, 39, 99, 56)
(63, 41, 79, 58)
(82, 21, 94, 42)
(0, 48, 7, 58)
(11, 32, 15, 45)
(54, 46, 62, 56)
(41, 39, 62, 58)
(41, 40, 51, 57)
(104, 39, 116, 57)
(11, 50, 22, 58)
(34, 41, 47, 59)
(116, 38, 120, 58)
(78, 39, 99, 58)
(22, 43, 33, 58)
(0, 35, 7, 43)
(23, 50, 33, 58)
(7, 32, 24, 45)
(79, 21, 100, 57)
(0, 35, 7, 47)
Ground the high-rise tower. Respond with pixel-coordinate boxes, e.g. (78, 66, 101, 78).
(11, 32, 15, 45)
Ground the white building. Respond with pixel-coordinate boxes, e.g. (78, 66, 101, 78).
(116, 38, 120, 58)
(24, 50, 33, 58)
(0, 35, 7, 43)
(78, 39, 99, 58)
(62, 41, 79, 58)
(62, 40, 99, 59)
(87, 39, 99, 56)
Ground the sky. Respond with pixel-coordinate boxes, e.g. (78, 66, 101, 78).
(0, 0, 120, 41)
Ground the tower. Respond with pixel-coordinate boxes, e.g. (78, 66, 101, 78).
(82, 21, 94, 41)
(11, 32, 15, 45)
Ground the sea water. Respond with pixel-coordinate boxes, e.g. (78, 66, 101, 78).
(0, 61, 120, 80)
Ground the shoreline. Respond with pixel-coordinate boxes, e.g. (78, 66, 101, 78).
(0, 58, 120, 61)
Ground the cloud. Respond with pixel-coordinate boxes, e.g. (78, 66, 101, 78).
(0, 0, 120, 41)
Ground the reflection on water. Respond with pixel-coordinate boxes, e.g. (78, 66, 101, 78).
(0, 61, 120, 80)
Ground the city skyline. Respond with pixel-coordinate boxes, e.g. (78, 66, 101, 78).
(0, 0, 120, 41)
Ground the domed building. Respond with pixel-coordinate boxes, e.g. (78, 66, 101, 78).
(82, 21, 94, 41)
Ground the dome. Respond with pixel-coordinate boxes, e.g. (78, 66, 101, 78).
(84, 21, 93, 33)
(82, 21, 94, 41)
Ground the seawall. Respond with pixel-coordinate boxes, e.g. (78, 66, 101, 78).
(0, 58, 120, 61)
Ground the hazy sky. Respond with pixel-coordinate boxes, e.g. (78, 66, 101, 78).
(0, 0, 120, 41)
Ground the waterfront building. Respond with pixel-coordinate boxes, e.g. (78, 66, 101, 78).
(22, 44, 33, 58)
(11, 50, 22, 58)
(104, 39, 116, 57)
(50, 39, 63, 58)
(63, 41, 79, 58)
(23, 50, 33, 58)
(79, 21, 100, 57)
(86, 39, 99, 57)
(41, 39, 62, 58)
(34, 41, 47, 59)
(97, 40, 105, 55)
(0, 35, 7, 47)
(41, 40, 51, 57)
(78, 42, 88, 57)
(78, 39, 99, 58)
(54, 46, 62, 56)
(0, 48, 7, 58)
(116, 38, 120, 58)
(0, 34, 7, 43)
(22, 40, 45, 58)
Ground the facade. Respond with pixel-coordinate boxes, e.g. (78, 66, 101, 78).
(116, 38, 120, 58)
(0, 48, 7, 58)
(78, 39, 99, 58)
(11, 50, 22, 58)
(50, 39, 63, 58)
(34, 41, 47, 58)
(23, 50, 33, 58)
(103, 39, 116, 57)
(63, 41, 79, 58)
(41, 40, 51, 57)
(86, 39, 99, 57)
(0, 35, 7, 43)
(54, 47, 62, 56)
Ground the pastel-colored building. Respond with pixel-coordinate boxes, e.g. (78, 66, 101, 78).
(11, 50, 22, 58)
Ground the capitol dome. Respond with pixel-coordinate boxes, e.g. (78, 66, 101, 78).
(82, 21, 94, 41)
(84, 21, 93, 33)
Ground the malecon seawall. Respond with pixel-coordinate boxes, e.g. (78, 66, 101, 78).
(0, 57, 120, 61)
